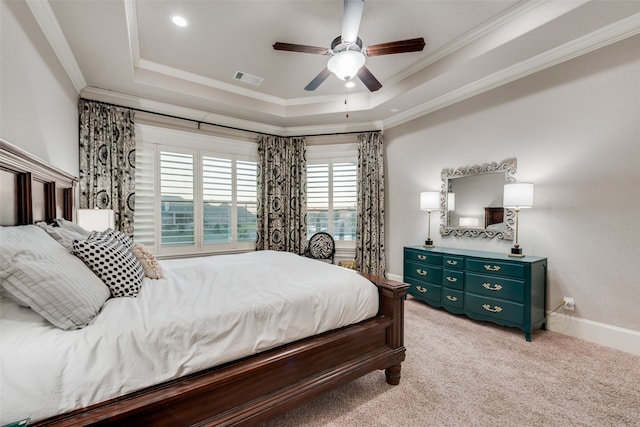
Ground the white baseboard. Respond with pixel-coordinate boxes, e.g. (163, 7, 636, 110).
(387, 272, 640, 356)
(546, 312, 640, 356)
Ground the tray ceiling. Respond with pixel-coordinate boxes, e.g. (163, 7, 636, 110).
(27, 0, 640, 134)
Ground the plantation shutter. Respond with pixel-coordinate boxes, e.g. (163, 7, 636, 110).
(236, 160, 258, 242)
(307, 163, 329, 238)
(202, 156, 233, 244)
(160, 151, 194, 246)
(133, 145, 156, 249)
(332, 162, 357, 241)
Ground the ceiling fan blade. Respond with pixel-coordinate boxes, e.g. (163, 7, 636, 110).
(365, 37, 426, 56)
(342, 0, 364, 44)
(357, 66, 382, 92)
(273, 42, 331, 55)
(305, 67, 332, 91)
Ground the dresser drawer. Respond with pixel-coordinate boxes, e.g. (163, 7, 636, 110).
(408, 282, 441, 305)
(466, 258, 524, 279)
(466, 273, 524, 303)
(441, 288, 464, 310)
(442, 269, 464, 290)
(404, 248, 442, 266)
(442, 255, 464, 269)
(405, 261, 442, 284)
(466, 293, 524, 325)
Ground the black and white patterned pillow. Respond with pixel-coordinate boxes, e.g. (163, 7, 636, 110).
(73, 233, 144, 297)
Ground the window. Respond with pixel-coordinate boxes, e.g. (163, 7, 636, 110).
(306, 144, 358, 249)
(134, 125, 257, 256)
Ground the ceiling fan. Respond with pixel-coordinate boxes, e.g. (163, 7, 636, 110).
(273, 0, 425, 92)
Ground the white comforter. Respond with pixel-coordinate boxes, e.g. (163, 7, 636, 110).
(0, 250, 378, 424)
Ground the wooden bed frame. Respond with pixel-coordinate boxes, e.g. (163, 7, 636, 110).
(0, 139, 408, 427)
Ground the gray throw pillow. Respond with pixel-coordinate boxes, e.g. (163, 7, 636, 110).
(0, 225, 110, 330)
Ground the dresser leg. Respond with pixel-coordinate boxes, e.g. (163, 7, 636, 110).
(385, 364, 402, 385)
(525, 331, 532, 342)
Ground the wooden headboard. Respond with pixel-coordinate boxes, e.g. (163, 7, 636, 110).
(0, 139, 77, 226)
(484, 206, 505, 228)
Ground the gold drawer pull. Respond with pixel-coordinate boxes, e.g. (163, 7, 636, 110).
(484, 264, 501, 272)
(417, 255, 427, 260)
(482, 304, 503, 313)
(446, 260, 458, 265)
(446, 295, 458, 302)
(482, 283, 503, 291)
(416, 269, 427, 276)
(416, 286, 427, 293)
(446, 276, 458, 283)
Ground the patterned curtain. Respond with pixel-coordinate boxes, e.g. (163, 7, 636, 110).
(78, 99, 136, 235)
(256, 135, 307, 253)
(356, 131, 386, 277)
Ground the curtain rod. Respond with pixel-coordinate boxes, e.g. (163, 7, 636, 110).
(81, 98, 279, 138)
(80, 98, 378, 139)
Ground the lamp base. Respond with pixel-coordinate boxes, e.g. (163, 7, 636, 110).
(508, 247, 525, 258)
(423, 239, 434, 248)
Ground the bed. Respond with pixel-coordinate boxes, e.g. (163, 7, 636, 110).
(0, 139, 407, 426)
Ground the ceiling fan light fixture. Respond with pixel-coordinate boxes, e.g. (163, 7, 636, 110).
(328, 51, 365, 81)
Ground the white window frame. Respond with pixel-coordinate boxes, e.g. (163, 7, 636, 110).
(135, 124, 257, 257)
(306, 143, 358, 259)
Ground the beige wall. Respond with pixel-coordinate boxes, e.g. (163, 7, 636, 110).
(1, 0, 78, 175)
(385, 35, 640, 336)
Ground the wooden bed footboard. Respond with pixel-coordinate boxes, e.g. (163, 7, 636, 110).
(34, 276, 407, 426)
(1, 140, 409, 426)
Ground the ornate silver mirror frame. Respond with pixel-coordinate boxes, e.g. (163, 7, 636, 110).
(440, 158, 517, 240)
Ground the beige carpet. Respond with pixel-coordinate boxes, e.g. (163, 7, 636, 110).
(262, 297, 640, 426)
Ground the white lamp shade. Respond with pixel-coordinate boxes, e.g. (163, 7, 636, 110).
(420, 192, 440, 211)
(77, 209, 115, 232)
(447, 193, 455, 211)
(503, 183, 534, 209)
(327, 51, 365, 81)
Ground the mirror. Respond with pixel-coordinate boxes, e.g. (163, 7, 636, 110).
(439, 158, 517, 240)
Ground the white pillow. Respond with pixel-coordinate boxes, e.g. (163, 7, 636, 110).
(35, 221, 87, 253)
(73, 233, 144, 297)
(0, 225, 110, 330)
(54, 218, 91, 237)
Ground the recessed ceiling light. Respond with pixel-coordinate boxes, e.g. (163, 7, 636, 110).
(171, 15, 188, 27)
(390, 108, 400, 113)
(345, 81, 356, 88)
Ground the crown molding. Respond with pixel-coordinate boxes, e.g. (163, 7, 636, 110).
(383, 12, 640, 130)
(279, 121, 383, 137)
(25, 0, 86, 93)
(81, 87, 380, 136)
(384, 0, 548, 89)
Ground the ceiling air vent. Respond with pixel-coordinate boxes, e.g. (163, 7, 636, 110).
(233, 71, 263, 86)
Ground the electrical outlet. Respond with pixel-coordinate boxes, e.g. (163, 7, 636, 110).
(563, 297, 575, 311)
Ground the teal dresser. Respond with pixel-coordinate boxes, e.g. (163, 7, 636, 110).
(404, 246, 547, 341)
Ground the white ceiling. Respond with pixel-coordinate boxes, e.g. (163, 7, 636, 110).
(29, 0, 640, 134)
